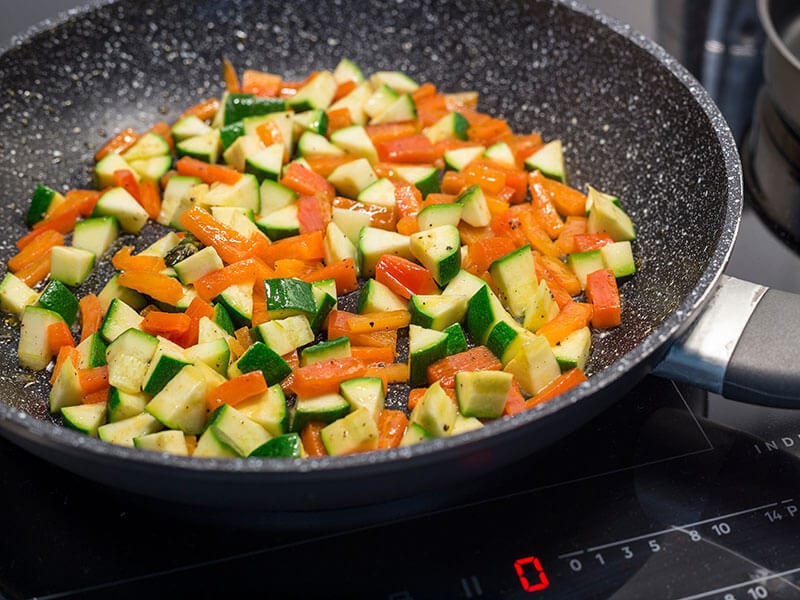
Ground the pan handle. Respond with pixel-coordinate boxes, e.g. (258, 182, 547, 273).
(652, 274, 800, 407)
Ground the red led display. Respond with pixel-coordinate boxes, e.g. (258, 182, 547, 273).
(514, 556, 550, 592)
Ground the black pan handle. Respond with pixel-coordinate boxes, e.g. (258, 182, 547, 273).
(653, 275, 800, 407)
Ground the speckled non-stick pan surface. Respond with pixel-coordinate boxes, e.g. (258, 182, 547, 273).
(0, 0, 741, 511)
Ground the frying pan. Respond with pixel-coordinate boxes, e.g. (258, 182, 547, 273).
(0, 0, 796, 514)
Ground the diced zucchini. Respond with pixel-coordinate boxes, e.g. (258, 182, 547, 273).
(157, 175, 202, 227)
(259, 179, 298, 217)
(409, 294, 467, 331)
(193, 428, 238, 458)
(332, 206, 371, 244)
(62, 403, 107, 437)
(134, 430, 190, 455)
(443, 322, 469, 355)
(129, 155, 173, 183)
(329, 81, 373, 125)
(37, 280, 79, 326)
(26, 184, 66, 226)
(220, 121, 245, 149)
(409, 225, 461, 286)
(601, 241, 636, 277)
(122, 132, 170, 161)
(394, 165, 439, 197)
(98, 412, 162, 447)
(17, 305, 63, 371)
(333, 58, 365, 84)
(176, 129, 222, 163)
(205, 172, 260, 212)
(208, 404, 270, 457)
(456, 184, 491, 228)
(523, 279, 560, 332)
(466, 285, 516, 345)
(451, 414, 485, 435)
(424, 111, 469, 144)
(254, 314, 314, 356)
(584, 185, 621, 214)
(107, 387, 149, 423)
(263, 277, 316, 319)
(249, 433, 303, 458)
(72, 216, 119, 259)
(552, 326, 592, 371)
(417, 203, 463, 230)
(330, 125, 379, 164)
(300, 336, 351, 366)
(442, 269, 488, 299)
(364, 84, 399, 119)
(455, 370, 513, 419)
(410, 381, 457, 437)
(339, 377, 385, 420)
(503, 335, 562, 396)
(356, 177, 396, 209)
(324, 221, 358, 267)
(49, 357, 82, 413)
(257, 204, 300, 241)
(76, 332, 107, 369)
(586, 187, 636, 241)
(485, 320, 533, 365)
(370, 71, 419, 94)
(245, 143, 285, 182)
(443, 146, 485, 171)
(216, 282, 253, 328)
(99, 298, 144, 343)
(218, 92, 286, 126)
(97, 275, 147, 314)
(400, 422, 432, 447)
(524, 139, 566, 183)
(185, 337, 230, 376)
(229, 341, 292, 386)
(93, 187, 149, 234)
(321, 407, 379, 455)
(309, 279, 338, 332)
(327, 157, 378, 199)
(408, 324, 448, 386)
(0, 273, 39, 316)
(288, 71, 337, 112)
(95, 152, 138, 189)
(371, 93, 417, 125)
(50, 246, 95, 287)
(357, 227, 413, 277)
(173, 246, 224, 285)
(292, 109, 329, 136)
(297, 131, 344, 157)
(141, 338, 192, 396)
(291, 393, 351, 431)
(171, 114, 213, 142)
(213, 303, 236, 335)
(483, 141, 516, 168)
(489, 245, 537, 317)
(106, 327, 158, 394)
(566, 250, 605, 290)
(357, 278, 408, 314)
(237, 384, 288, 437)
(145, 364, 208, 434)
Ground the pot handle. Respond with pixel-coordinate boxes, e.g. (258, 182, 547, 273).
(652, 275, 800, 407)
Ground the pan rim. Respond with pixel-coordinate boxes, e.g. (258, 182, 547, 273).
(0, 0, 742, 476)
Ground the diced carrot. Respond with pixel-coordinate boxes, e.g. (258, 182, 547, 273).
(503, 381, 527, 416)
(112, 246, 166, 273)
(241, 69, 282, 97)
(207, 371, 268, 411)
(525, 368, 588, 409)
(529, 171, 564, 238)
(554, 215, 588, 256)
(304, 154, 359, 178)
(426, 346, 502, 388)
(537, 301, 593, 346)
(15, 256, 51, 287)
(9, 229, 64, 272)
(193, 256, 271, 301)
(301, 422, 328, 457)
(78, 366, 109, 394)
(300, 257, 358, 294)
(141, 311, 192, 338)
(377, 409, 409, 449)
(468, 236, 517, 273)
(441, 171, 468, 195)
(256, 231, 326, 266)
(363, 363, 410, 391)
(95, 127, 139, 162)
(376, 135, 437, 164)
(222, 57, 241, 93)
(291, 357, 367, 398)
(396, 215, 420, 236)
(326, 107, 354, 134)
(375, 255, 438, 299)
(176, 156, 242, 186)
(280, 162, 335, 203)
(585, 269, 621, 329)
(78, 294, 104, 342)
(464, 162, 506, 195)
(137, 180, 162, 220)
(350, 345, 396, 366)
(332, 80, 357, 102)
(180, 97, 220, 122)
(117, 271, 184, 306)
(47, 321, 74, 354)
(365, 121, 421, 145)
(346, 310, 411, 334)
(537, 254, 582, 296)
(82, 388, 109, 405)
(573, 233, 614, 252)
(540, 177, 587, 217)
(179, 206, 259, 264)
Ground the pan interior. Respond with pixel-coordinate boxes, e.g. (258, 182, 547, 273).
(0, 1, 735, 441)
